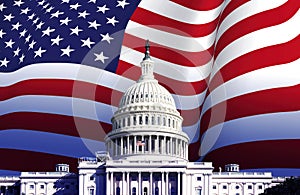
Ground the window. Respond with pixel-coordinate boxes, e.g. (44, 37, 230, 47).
(235, 185, 240, 189)
(116, 187, 121, 195)
(258, 185, 263, 190)
(89, 188, 94, 195)
(223, 185, 227, 189)
(248, 185, 252, 189)
(197, 177, 201, 181)
(40, 185, 44, 189)
(90, 176, 94, 181)
(29, 185, 34, 190)
(144, 187, 148, 195)
(213, 185, 217, 189)
(132, 187, 137, 195)
(155, 187, 159, 195)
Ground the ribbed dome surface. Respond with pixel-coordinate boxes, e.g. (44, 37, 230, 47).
(119, 79, 176, 108)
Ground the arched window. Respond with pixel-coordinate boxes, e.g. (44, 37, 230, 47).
(139, 115, 143, 125)
(152, 116, 155, 125)
(168, 118, 171, 127)
(144, 187, 148, 195)
(127, 117, 130, 126)
(145, 116, 149, 125)
(116, 187, 121, 195)
(163, 117, 166, 126)
(155, 187, 159, 195)
(132, 187, 137, 195)
(133, 116, 137, 125)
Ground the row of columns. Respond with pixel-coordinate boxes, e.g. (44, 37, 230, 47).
(106, 171, 183, 195)
(107, 135, 188, 159)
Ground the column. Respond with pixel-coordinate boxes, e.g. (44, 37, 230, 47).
(177, 172, 181, 195)
(106, 172, 110, 195)
(150, 172, 153, 195)
(79, 174, 84, 195)
(142, 135, 145, 153)
(182, 174, 186, 195)
(34, 182, 37, 195)
(127, 136, 130, 154)
(242, 182, 246, 195)
(163, 136, 166, 154)
(155, 136, 159, 153)
(134, 136, 137, 154)
(122, 172, 126, 195)
(121, 137, 124, 155)
(111, 172, 114, 195)
(138, 172, 141, 195)
(170, 138, 173, 156)
(253, 183, 256, 195)
(149, 135, 152, 153)
(45, 183, 48, 195)
(165, 172, 169, 195)
(127, 172, 130, 195)
(115, 139, 118, 156)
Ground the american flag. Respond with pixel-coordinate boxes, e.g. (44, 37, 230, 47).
(0, 0, 299, 176)
(136, 140, 145, 147)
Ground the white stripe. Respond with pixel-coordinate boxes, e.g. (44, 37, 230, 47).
(0, 130, 105, 158)
(200, 111, 300, 156)
(172, 89, 206, 110)
(242, 168, 300, 177)
(216, 0, 287, 42)
(202, 58, 300, 115)
(183, 120, 200, 143)
(120, 46, 212, 82)
(211, 9, 300, 79)
(139, 0, 224, 24)
(126, 21, 217, 52)
(0, 95, 116, 124)
(0, 63, 203, 110)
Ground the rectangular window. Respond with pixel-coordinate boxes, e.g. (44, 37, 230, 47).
(197, 177, 201, 181)
(248, 185, 252, 189)
(223, 185, 227, 189)
(212, 185, 217, 189)
(40, 185, 44, 189)
(30, 185, 34, 189)
(90, 176, 94, 181)
(89, 188, 94, 195)
(258, 185, 263, 189)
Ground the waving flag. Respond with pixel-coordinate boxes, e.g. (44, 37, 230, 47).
(1, 0, 299, 176)
(200, 0, 300, 176)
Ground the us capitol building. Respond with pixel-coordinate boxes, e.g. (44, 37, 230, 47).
(0, 42, 283, 195)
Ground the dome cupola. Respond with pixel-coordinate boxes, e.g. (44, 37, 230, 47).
(105, 40, 189, 161)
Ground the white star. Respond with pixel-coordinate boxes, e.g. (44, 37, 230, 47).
(28, 40, 36, 50)
(61, 0, 70, 4)
(20, 7, 31, 14)
(81, 37, 95, 48)
(38, 0, 45, 6)
(34, 47, 46, 58)
(60, 17, 72, 26)
(70, 3, 81, 10)
(70, 26, 83, 36)
(36, 21, 44, 30)
(19, 54, 25, 63)
(25, 34, 31, 43)
(106, 16, 119, 26)
(50, 10, 64, 18)
(0, 58, 9, 67)
(4, 14, 15, 22)
(42, 3, 50, 10)
(116, 0, 129, 9)
(13, 47, 21, 56)
(45, 6, 54, 13)
(13, 0, 24, 7)
(88, 20, 101, 30)
(42, 27, 55, 37)
(5, 39, 15, 48)
(0, 29, 6, 38)
(0, 3, 7, 11)
(97, 5, 109, 14)
(61, 45, 74, 57)
(51, 35, 63, 46)
(94, 52, 108, 63)
(33, 17, 39, 24)
(88, 0, 96, 3)
(78, 10, 90, 19)
(100, 33, 114, 44)
(19, 29, 27, 37)
(28, 13, 35, 20)
(12, 22, 22, 31)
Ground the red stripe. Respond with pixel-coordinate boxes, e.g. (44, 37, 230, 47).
(0, 79, 123, 107)
(209, 35, 300, 93)
(169, 0, 224, 11)
(0, 149, 78, 172)
(201, 84, 300, 134)
(123, 33, 214, 67)
(131, 8, 219, 37)
(188, 141, 201, 161)
(203, 140, 300, 170)
(117, 60, 208, 96)
(0, 112, 111, 141)
(215, 0, 298, 57)
(218, 0, 250, 27)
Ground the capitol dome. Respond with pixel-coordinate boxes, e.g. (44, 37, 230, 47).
(105, 40, 189, 161)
